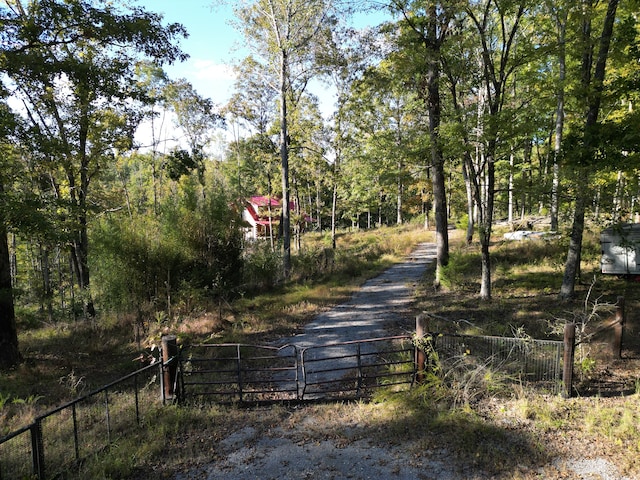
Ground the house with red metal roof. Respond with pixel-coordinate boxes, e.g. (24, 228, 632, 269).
(242, 195, 313, 240)
(242, 196, 281, 240)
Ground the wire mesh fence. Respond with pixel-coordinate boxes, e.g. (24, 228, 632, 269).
(0, 361, 163, 480)
(428, 333, 564, 393)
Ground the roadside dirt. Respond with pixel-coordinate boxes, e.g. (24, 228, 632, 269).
(172, 243, 635, 480)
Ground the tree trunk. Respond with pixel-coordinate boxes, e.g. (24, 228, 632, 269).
(0, 187, 21, 368)
(560, 176, 587, 298)
(267, 173, 275, 251)
(331, 171, 338, 249)
(612, 170, 624, 222)
(446, 71, 478, 245)
(462, 159, 475, 244)
(429, 128, 448, 279)
(71, 209, 95, 319)
(508, 150, 515, 224)
(551, 5, 567, 232)
(315, 179, 322, 232)
(280, 50, 291, 278)
(41, 244, 54, 323)
(480, 229, 492, 300)
(422, 5, 449, 286)
(479, 147, 496, 300)
(396, 162, 403, 225)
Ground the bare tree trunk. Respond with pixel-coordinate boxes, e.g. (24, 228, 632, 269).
(423, 3, 450, 286)
(0, 185, 21, 368)
(316, 180, 322, 231)
(508, 150, 515, 224)
(41, 244, 54, 323)
(561, 174, 587, 297)
(397, 163, 403, 225)
(280, 51, 291, 278)
(551, 6, 567, 232)
(612, 171, 624, 222)
(331, 173, 338, 249)
(445, 68, 477, 245)
(462, 159, 475, 244)
(480, 143, 496, 300)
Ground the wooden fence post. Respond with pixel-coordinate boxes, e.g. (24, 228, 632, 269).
(562, 323, 576, 398)
(611, 296, 625, 359)
(161, 335, 178, 402)
(415, 314, 429, 383)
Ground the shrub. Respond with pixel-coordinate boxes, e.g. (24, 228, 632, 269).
(91, 189, 244, 313)
(242, 242, 282, 292)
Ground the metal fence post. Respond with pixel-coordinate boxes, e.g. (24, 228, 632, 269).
(612, 296, 625, 358)
(30, 418, 44, 480)
(415, 314, 429, 383)
(562, 322, 576, 398)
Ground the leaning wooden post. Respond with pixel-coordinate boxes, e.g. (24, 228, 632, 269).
(562, 323, 576, 399)
(161, 335, 178, 403)
(611, 296, 625, 359)
(415, 314, 429, 383)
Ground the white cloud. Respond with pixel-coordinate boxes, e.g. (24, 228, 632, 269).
(190, 59, 236, 82)
(166, 58, 236, 106)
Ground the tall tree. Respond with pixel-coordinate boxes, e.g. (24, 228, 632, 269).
(1, 0, 186, 321)
(0, 101, 20, 368)
(345, 57, 421, 227)
(466, 0, 527, 300)
(390, 0, 460, 286)
(315, 23, 365, 249)
(164, 79, 223, 160)
(234, 0, 331, 278)
(546, 0, 572, 232)
(559, 0, 620, 299)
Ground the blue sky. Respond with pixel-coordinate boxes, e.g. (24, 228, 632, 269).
(131, 1, 390, 151)
(134, 0, 240, 107)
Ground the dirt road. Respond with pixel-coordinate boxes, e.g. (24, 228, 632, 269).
(276, 242, 437, 348)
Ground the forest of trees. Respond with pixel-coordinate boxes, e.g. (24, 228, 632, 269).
(0, 0, 639, 368)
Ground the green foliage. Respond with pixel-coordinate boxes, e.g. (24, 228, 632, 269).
(241, 242, 283, 292)
(455, 214, 469, 232)
(165, 149, 201, 181)
(412, 339, 514, 409)
(91, 185, 244, 313)
(177, 187, 244, 295)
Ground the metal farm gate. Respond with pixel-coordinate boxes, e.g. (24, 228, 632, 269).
(175, 333, 565, 404)
(176, 336, 416, 403)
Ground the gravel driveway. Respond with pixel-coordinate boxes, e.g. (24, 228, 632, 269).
(277, 242, 437, 348)
(173, 242, 631, 480)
